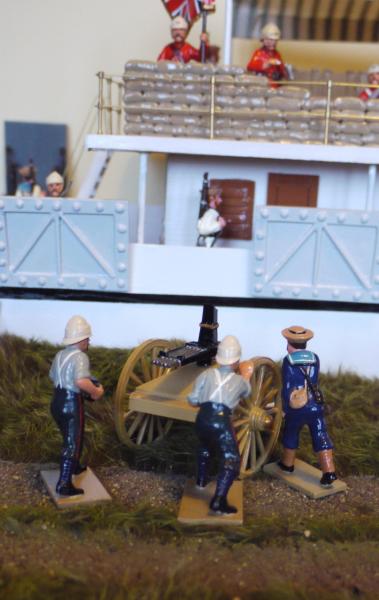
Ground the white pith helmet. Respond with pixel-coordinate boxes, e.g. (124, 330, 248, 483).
(368, 64, 379, 75)
(63, 315, 92, 346)
(261, 22, 281, 40)
(171, 16, 189, 31)
(216, 335, 241, 366)
(46, 171, 64, 186)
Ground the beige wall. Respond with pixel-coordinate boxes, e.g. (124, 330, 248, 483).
(0, 0, 225, 200)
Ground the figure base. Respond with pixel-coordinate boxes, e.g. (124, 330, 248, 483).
(178, 479, 243, 525)
(40, 466, 111, 509)
(263, 459, 347, 499)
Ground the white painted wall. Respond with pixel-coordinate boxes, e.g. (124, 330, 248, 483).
(164, 156, 379, 247)
(1, 298, 379, 377)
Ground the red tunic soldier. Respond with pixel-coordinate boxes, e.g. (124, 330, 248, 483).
(247, 23, 288, 86)
(158, 16, 208, 63)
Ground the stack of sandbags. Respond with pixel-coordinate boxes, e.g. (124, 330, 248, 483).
(123, 60, 215, 137)
(123, 62, 379, 146)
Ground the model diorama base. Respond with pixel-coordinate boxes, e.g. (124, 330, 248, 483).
(40, 467, 111, 509)
(178, 479, 243, 526)
(263, 459, 347, 499)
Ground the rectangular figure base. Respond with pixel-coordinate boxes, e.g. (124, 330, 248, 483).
(178, 479, 243, 526)
(40, 466, 111, 509)
(263, 459, 347, 499)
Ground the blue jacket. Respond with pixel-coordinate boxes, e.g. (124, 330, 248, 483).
(282, 350, 320, 413)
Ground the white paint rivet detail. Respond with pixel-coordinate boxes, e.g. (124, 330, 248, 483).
(312, 289, 319, 297)
(53, 201, 61, 211)
(280, 208, 289, 218)
(0, 274, 8, 282)
(254, 283, 263, 292)
(35, 200, 43, 210)
(16, 199, 24, 209)
(254, 268, 263, 276)
(38, 277, 46, 286)
(73, 202, 81, 211)
(99, 279, 107, 289)
(273, 287, 282, 296)
(0, 222, 3, 230)
(332, 289, 340, 297)
(117, 278, 126, 288)
(353, 291, 362, 301)
(337, 213, 346, 223)
(118, 262, 127, 272)
(117, 223, 127, 233)
(96, 202, 104, 212)
(361, 213, 369, 223)
(57, 278, 65, 286)
(115, 203, 125, 214)
(260, 208, 269, 218)
(317, 211, 327, 221)
(256, 230, 265, 240)
(372, 291, 379, 300)
(0, 242, 6, 251)
(299, 210, 308, 220)
(0, 258, 6, 267)
(78, 277, 86, 287)
(0, 201, 4, 209)
(292, 288, 301, 297)
(255, 251, 264, 261)
(374, 275, 379, 284)
(19, 276, 27, 285)
(117, 243, 126, 252)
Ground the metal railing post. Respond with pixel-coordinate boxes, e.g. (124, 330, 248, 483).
(324, 79, 333, 145)
(97, 71, 105, 135)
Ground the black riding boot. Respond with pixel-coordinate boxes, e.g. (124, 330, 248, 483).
(56, 458, 84, 496)
(210, 468, 238, 514)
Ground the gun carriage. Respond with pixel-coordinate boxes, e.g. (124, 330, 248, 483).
(114, 306, 282, 477)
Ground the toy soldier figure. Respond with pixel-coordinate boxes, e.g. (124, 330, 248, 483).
(49, 316, 104, 496)
(359, 64, 379, 101)
(45, 171, 64, 197)
(247, 23, 288, 85)
(197, 187, 226, 247)
(158, 16, 209, 63)
(279, 326, 337, 487)
(188, 335, 252, 514)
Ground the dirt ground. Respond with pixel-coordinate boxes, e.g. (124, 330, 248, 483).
(0, 460, 378, 599)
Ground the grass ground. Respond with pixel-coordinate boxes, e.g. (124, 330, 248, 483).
(0, 334, 378, 599)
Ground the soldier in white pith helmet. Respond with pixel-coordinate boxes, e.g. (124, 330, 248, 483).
(157, 15, 209, 63)
(46, 171, 64, 197)
(188, 335, 253, 515)
(359, 64, 379, 101)
(247, 22, 288, 85)
(49, 316, 104, 497)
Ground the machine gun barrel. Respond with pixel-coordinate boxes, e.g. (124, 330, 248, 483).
(152, 304, 219, 368)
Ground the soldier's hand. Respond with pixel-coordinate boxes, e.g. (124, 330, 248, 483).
(91, 384, 104, 401)
(239, 360, 254, 380)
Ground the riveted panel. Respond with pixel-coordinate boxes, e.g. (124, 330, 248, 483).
(0, 197, 128, 292)
(252, 206, 379, 303)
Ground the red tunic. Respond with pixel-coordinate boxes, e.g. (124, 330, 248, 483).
(247, 46, 287, 83)
(157, 42, 202, 63)
(359, 86, 379, 101)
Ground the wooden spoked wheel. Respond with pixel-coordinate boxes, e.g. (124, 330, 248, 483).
(233, 357, 282, 478)
(114, 339, 177, 447)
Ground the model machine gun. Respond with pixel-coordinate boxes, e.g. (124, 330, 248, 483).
(153, 304, 219, 369)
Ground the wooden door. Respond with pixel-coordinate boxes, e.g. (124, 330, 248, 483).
(267, 173, 319, 207)
(210, 179, 254, 240)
